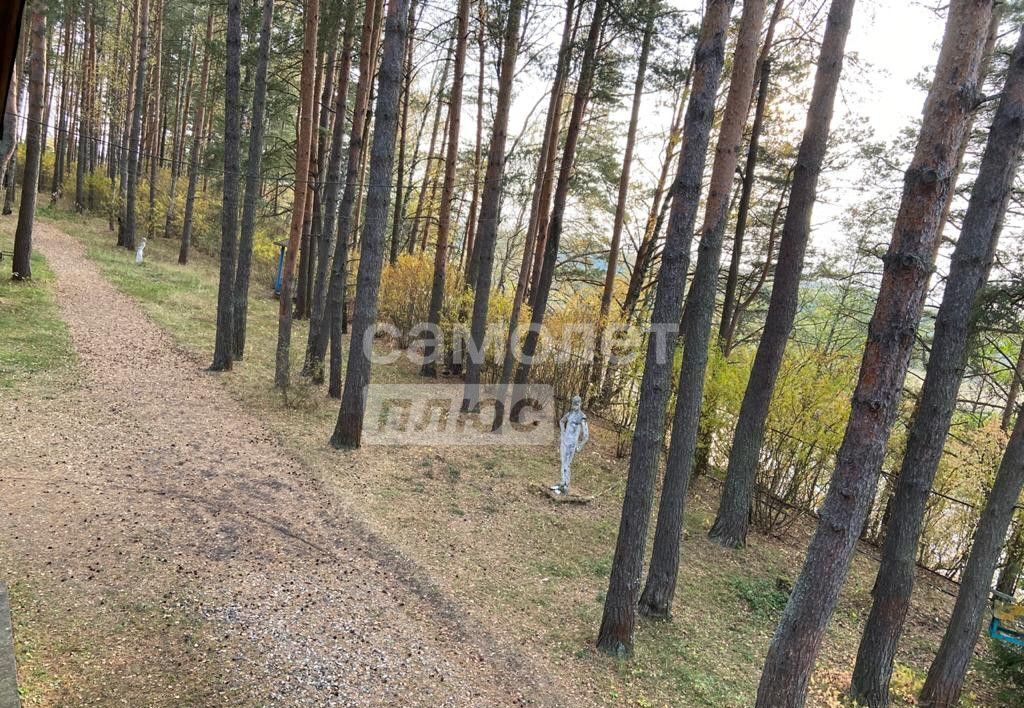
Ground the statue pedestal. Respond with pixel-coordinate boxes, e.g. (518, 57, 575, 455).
(533, 483, 593, 505)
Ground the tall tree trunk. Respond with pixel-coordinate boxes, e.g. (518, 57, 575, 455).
(491, 0, 576, 392)
(37, 19, 53, 194)
(595, 0, 735, 657)
(305, 0, 381, 389)
(274, 0, 320, 388)
(12, 6, 46, 281)
(638, 0, 769, 618)
(389, 0, 418, 265)
(587, 7, 655, 401)
(118, 0, 148, 251)
(75, 6, 92, 212)
(494, 0, 576, 392)
(850, 25, 1024, 707)
(304, 0, 356, 370)
(510, 0, 608, 392)
(210, 0, 244, 371)
(163, 25, 196, 238)
(920, 403, 1024, 706)
(295, 52, 326, 321)
(755, 3, 993, 705)
(457, 0, 525, 411)
(709, 0, 854, 553)
(331, 0, 411, 447)
(177, 10, 212, 264)
(50, 2, 73, 199)
(421, 0, 470, 376)
(718, 0, 783, 353)
(231, 0, 275, 359)
(115, 0, 139, 244)
(146, 0, 163, 237)
(460, 0, 487, 275)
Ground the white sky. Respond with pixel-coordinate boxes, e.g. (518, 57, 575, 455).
(494, 0, 950, 256)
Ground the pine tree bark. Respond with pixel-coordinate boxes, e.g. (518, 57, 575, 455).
(920, 405, 1024, 706)
(459, 0, 487, 276)
(116, 0, 140, 245)
(118, 0, 148, 251)
(295, 53, 326, 321)
(163, 25, 196, 238)
(511, 0, 607, 392)
(421, 0, 470, 377)
(50, 5, 72, 199)
(718, 0, 783, 353)
(75, 5, 92, 212)
(304, 0, 354, 369)
(331, 0, 411, 447)
(211, 0, 243, 371)
(755, 3, 993, 705)
(274, 0, 320, 388)
(177, 9, 212, 264)
(638, 0, 768, 618)
(305, 0, 381, 388)
(494, 0, 576, 392)
(389, 0, 418, 265)
(458, 0, 525, 411)
(709, 0, 854, 553)
(588, 7, 653, 397)
(12, 5, 46, 281)
(595, 0, 734, 656)
(850, 25, 1024, 707)
(146, 0, 163, 236)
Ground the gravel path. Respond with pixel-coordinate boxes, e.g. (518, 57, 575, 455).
(1, 222, 555, 706)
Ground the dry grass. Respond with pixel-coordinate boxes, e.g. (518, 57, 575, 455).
(51, 209, 1014, 707)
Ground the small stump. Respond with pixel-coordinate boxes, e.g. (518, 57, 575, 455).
(532, 483, 593, 505)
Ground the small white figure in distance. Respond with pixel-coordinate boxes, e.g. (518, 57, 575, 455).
(135, 238, 147, 265)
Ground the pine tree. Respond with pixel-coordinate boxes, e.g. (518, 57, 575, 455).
(596, 0, 735, 656)
(274, 0, 320, 388)
(331, 0, 412, 447)
(12, 4, 46, 281)
(638, 0, 769, 618)
(210, 0, 243, 371)
(852, 24, 1024, 707)
(755, 3, 994, 704)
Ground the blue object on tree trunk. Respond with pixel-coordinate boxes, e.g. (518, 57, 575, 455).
(273, 240, 287, 296)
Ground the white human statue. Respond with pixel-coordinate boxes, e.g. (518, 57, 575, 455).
(551, 395, 589, 495)
(135, 238, 147, 265)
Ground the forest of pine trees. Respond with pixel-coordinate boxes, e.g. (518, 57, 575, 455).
(3, 0, 1024, 704)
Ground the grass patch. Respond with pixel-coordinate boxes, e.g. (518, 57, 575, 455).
(0, 250, 74, 390)
(729, 575, 790, 622)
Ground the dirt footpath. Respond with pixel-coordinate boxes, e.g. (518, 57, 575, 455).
(0, 222, 559, 706)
